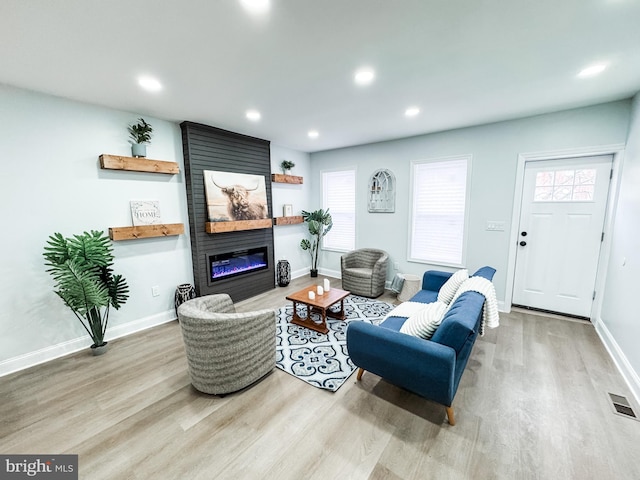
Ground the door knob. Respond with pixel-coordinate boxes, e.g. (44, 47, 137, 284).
(521, 231, 527, 236)
(519, 241, 527, 246)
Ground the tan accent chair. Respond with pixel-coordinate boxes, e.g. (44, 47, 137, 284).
(341, 248, 389, 298)
(177, 294, 276, 395)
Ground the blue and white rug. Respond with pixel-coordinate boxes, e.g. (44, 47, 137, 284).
(276, 295, 394, 392)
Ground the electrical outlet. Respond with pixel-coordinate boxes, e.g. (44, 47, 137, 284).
(151, 286, 160, 297)
(394, 262, 400, 270)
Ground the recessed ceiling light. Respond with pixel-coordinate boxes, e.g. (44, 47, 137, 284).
(308, 130, 319, 138)
(246, 110, 261, 121)
(240, 0, 270, 14)
(354, 68, 375, 86)
(577, 63, 607, 78)
(405, 107, 420, 117)
(138, 76, 162, 92)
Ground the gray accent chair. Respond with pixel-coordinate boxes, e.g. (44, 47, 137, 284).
(177, 294, 276, 395)
(341, 248, 389, 298)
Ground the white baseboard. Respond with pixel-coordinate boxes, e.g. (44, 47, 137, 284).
(318, 267, 341, 279)
(595, 319, 640, 406)
(291, 268, 340, 281)
(291, 267, 311, 280)
(0, 309, 176, 378)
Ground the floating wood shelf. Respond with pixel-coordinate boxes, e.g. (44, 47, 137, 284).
(273, 216, 304, 226)
(99, 154, 180, 175)
(108, 223, 184, 241)
(271, 173, 303, 184)
(205, 219, 273, 233)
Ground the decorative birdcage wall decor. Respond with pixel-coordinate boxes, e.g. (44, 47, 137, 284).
(368, 169, 395, 212)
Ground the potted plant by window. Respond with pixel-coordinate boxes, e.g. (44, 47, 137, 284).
(128, 117, 153, 157)
(300, 209, 333, 277)
(280, 160, 295, 175)
(43, 230, 130, 355)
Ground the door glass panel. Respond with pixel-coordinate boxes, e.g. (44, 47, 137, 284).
(575, 169, 596, 185)
(535, 171, 554, 186)
(573, 185, 595, 200)
(534, 168, 596, 202)
(554, 170, 575, 186)
(534, 186, 553, 201)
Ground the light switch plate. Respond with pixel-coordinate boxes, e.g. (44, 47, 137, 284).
(486, 221, 506, 231)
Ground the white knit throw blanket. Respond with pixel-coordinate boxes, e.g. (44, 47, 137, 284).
(384, 278, 499, 336)
(449, 276, 499, 335)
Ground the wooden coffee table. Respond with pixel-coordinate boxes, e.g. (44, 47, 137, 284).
(285, 285, 350, 334)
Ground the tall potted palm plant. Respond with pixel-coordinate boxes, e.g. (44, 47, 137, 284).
(43, 230, 129, 354)
(300, 209, 333, 277)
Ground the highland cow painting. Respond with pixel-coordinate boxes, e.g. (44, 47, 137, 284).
(203, 170, 269, 222)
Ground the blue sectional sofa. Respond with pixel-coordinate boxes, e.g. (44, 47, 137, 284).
(346, 266, 496, 425)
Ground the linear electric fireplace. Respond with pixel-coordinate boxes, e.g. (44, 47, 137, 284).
(208, 246, 269, 284)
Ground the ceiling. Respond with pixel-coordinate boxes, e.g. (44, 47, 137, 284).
(1, 0, 639, 153)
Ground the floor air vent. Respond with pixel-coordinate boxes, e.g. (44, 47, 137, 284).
(608, 393, 638, 420)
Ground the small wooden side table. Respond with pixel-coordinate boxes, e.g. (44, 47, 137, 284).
(285, 286, 350, 334)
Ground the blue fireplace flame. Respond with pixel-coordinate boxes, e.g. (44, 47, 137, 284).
(209, 247, 268, 282)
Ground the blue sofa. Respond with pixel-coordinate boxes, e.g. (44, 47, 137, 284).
(346, 266, 496, 425)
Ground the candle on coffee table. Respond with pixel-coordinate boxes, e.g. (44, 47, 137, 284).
(308, 291, 315, 300)
(317, 285, 324, 295)
(324, 278, 330, 291)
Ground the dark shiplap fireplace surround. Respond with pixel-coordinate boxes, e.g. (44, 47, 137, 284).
(181, 121, 275, 302)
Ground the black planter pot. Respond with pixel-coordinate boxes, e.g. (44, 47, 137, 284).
(310, 269, 318, 278)
(90, 341, 108, 356)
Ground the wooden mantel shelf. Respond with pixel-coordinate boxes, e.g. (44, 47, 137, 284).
(206, 219, 273, 233)
(109, 223, 184, 241)
(273, 216, 304, 226)
(100, 154, 180, 175)
(272, 173, 303, 184)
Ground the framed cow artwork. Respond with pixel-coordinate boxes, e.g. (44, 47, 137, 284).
(203, 170, 269, 222)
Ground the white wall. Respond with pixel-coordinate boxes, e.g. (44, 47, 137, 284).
(270, 145, 312, 278)
(0, 85, 315, 376)
(0, 84, 194, 374)
(599, 93, 640, 400)
(309, 101, 632, 306)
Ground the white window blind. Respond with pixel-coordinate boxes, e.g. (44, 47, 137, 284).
(410, 157, 469, 266)
(322, 169, 356, 251)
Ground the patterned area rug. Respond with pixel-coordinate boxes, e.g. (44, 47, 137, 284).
(276, 295, 394, 392)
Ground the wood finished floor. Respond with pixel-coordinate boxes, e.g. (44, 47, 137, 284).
(1, 275, 639, 479)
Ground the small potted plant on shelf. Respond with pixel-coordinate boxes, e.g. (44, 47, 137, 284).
(300, 208, 333, 277)
(280, 160, 295, 175)
(43, 230, 130, 355)
(128, 117, 153, 158)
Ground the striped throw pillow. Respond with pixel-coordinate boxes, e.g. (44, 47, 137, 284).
(437, 269, 469, 305)
(399, 301, 447, 340)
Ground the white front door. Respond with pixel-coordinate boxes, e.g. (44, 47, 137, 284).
(512, 155, 612, 317)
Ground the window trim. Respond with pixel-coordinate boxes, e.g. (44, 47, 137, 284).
(407, 154, 472, 268)
(321, 166, 357, 253)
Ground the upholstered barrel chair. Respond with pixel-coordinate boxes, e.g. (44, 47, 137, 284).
(341, 248, 389, 298)
(177, 294, 276, 395)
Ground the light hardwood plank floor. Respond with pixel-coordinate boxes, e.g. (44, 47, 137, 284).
(1, 275, 639, 479)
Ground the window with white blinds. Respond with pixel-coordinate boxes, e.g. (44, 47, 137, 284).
(409, 156, 471, 266)
(322, 169, 356, 251)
